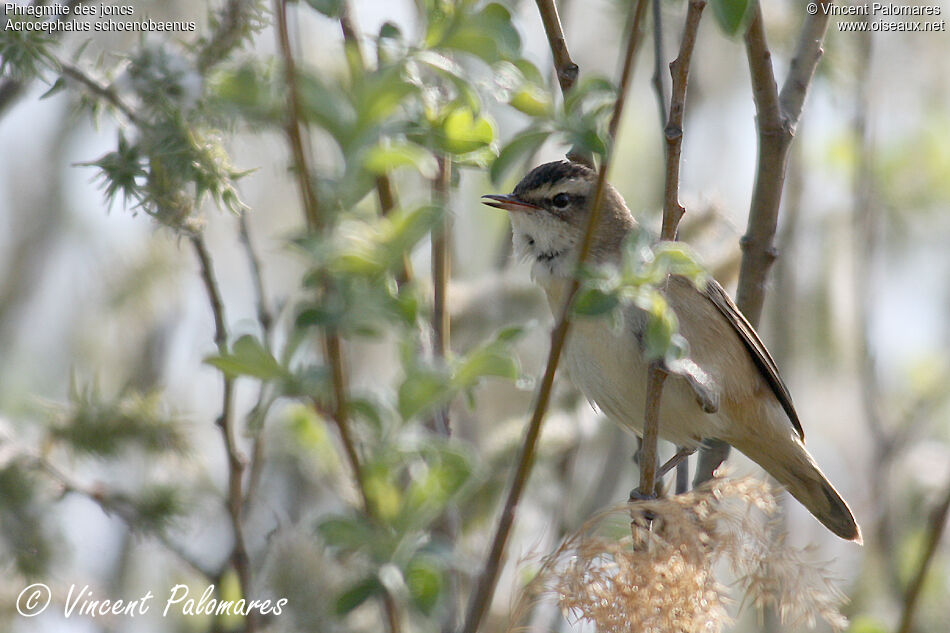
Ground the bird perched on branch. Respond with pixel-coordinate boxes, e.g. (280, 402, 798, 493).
(482, 160, 861, 543)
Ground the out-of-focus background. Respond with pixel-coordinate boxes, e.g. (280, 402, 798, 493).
(1, 1, 949, 632)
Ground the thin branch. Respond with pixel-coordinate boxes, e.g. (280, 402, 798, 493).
(778, 0, 833, 133)
(273, 0, 320, 230)
(191, 234, 256, 631)
(650, 0, 669, 131)
(534, 0, 580, 96)
(59, 63, 142, 125)
(237, 213, 275, 510)
(896, 472, 950, 633)
(639, 0, 705, 499)
(460, 3, 650, 632)
(661, 0, 705, 241)
(698, 0, 832, 486)
(32, 454, 217, 580)
(534, 0, 592, 166)
(430, 155, 452, 436)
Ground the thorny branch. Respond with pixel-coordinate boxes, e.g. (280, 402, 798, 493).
(460, 2, 650, 632)
(191, 234, 256, 632)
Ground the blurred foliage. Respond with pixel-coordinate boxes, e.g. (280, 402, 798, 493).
(1, 1, 950, 633)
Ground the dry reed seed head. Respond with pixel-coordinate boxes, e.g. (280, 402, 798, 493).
(516, 476, 849, 633)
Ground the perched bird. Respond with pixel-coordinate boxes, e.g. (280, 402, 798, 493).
(482, 160, 861, 543)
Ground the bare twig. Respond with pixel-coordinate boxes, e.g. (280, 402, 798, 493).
(896, 472, 950, 633)
(237, 212, 276, 510)
(697, 0, 831, 485)
(460, 3, 650, 632)
(533, 0, 592, 166)
(650, 0, 669, 131)
(191, 234, 256, 631)
(736, 0, 831, 324)
(534, 0, 580, 96)
(639, 0, 705, 499)
(661, 0, 705, 241)
(273, 0, 320, 230)
(430, 155, 452, 437)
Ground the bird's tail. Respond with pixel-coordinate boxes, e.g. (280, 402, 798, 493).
(734, 435, 862, 543)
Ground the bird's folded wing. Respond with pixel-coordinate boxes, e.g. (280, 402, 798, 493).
(701, 278, 804, 440)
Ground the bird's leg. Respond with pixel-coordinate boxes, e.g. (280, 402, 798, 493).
(665, 358, 720, 413)
(657, 445, 696, 479)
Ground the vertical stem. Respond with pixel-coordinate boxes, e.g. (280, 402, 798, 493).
(460, 3, 649, 632)
(896, 473, 950, 633)
(273, 5, 401, 631)
(191, 234, 255, 632)
(273, 0, 320, 231)
(430, 156, 452, 436)
(698, 0, 831, 485)
(640, 0, 705, 498)
(650, 0, 669, 131)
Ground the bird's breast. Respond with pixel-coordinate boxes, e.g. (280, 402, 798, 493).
(542, 280, 725, 447)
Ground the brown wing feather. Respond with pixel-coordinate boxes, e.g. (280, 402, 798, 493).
(701, 279, 804, 440)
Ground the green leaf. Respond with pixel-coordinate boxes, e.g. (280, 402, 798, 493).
(453, 347, 518, 388)
(318, 515, 375, 551)
(204, 335, 286, 380)
(429, 3, 521, 63)
(573, 287, 620, 317)
(438, 106, 496, 155)
(398, 368, 452, 420)
(490, 129, 549, 185)
(639, 292, 679, 361)
(364, 142, 438, 179)
(406, 556, 443, 614)
(710, 0, 753, 36)
(40, 77, 66, 100)
(334, 576, 382, 615)
(303, 0, 342, 18)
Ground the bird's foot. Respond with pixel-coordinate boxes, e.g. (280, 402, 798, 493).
(628, 489, 656, 503)
(657, 446, 697, 478)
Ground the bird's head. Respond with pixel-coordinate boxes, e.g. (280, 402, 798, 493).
(482, 161, 636, 279)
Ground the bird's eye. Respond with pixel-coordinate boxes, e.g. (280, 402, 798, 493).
(552, 193, 571, 209)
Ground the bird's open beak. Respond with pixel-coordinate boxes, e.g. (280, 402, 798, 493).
(481, 194, 542, 212)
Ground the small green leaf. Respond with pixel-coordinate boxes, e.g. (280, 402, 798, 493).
(710, 0, 753, 36)
(318, 515, 375, 551)
(204, 335, 286, 380)
(334, 576, 382, 615)
(406, 556, 443, 614)
(303, 0, 342, 18)
(439, 106, 496, 155)
(573, 287, 620, 317)
(40, 77, 66, 100)
(398, 369, 452, 420)
(453, 346, 518, 388)
(364, 142, 438, 178)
